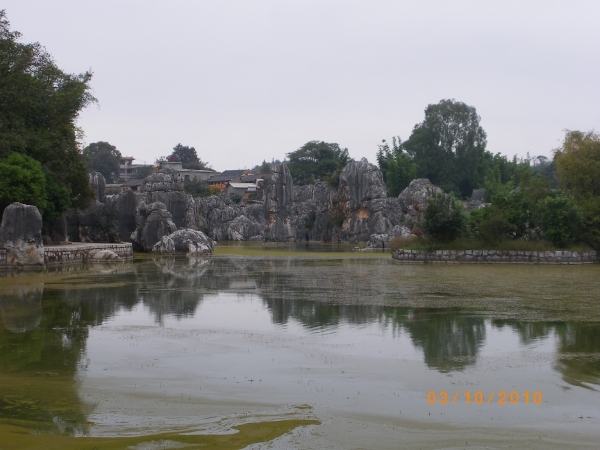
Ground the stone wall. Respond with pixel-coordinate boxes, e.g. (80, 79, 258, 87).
(43, 243, 133, 265)
(392, 249, 597, 264)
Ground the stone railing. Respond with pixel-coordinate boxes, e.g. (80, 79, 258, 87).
(44, 243, 134, 265)
(392, 249, 597, 264)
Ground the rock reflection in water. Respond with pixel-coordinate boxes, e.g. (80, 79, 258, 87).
(0, 255, 599, 439)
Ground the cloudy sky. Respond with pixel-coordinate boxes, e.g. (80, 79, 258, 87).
(4, 0, 599, 171)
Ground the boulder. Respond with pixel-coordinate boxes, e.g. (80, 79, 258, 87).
(0, 203, 45, 267)
(366, 225, 413, 248)
(90, 249, 122, 262)
(152, 229, 214, 255)
(130, 202, 177, 252)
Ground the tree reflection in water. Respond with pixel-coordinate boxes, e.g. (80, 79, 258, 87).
(0, 256, 599, 436)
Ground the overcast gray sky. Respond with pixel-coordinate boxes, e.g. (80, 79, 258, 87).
(4, 0, 599, 171)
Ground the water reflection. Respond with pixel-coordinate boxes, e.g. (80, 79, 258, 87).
(0, 256, 599, 434)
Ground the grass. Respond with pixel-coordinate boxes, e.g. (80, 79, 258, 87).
(389, 237, 594, 252)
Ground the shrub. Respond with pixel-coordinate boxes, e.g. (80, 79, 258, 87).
(229, 193, 242, 204)
(536, 194, 583, 247)
(469, 205, 513, 246)
(423, 193, 466, 243)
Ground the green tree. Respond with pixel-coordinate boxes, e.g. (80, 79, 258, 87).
(553, 130, 600, 248)
(82, 141, 121, 183)
(0, 152, 47, 214)
(403, 99, 487, 197)
(536, 194, 582, 248)
(170, 143, 209, 169)
(0, 10, 95, 216)
(423, 193, 466, 243)
(287, 141, 351, 186)
(376, 136, 417, 196)
(135, 165, 154, 179)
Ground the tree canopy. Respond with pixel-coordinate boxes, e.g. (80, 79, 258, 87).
(0, 10, 95, 217)
(287, 141, 351, 186)
(376, 137, 417, 196)
(170, 143, 209, 169)
(82, 141, 121, 183)
(403, 99, 487, 197)
(0, 152, 47, 214)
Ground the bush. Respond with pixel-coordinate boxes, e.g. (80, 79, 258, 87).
(536, 194, 583, 248)
(184, 179, 219, 198)
(0, 153, 47, 214)
(469, 205, 513, 245)
(423, 193, 466, 243)
(229, 193, 242, 204)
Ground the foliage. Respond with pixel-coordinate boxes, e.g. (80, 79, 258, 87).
(0, 11, 95, 215)
(376, 136, 418, 196)
(82, 141, 121, 183)
(423, 193, 466, 243)
(536, 194, 583, 248)
(287, 141, 351, 185)
(229, 193, 242, 204)
(0, 152, 47, 214)
(469, 205, 513, 245)
(170, 143, 209, 169)
(553, 130, 600, 249)
(403, 99, 487, 197)
(184, 179, 218, 198)
(135, 165, 154, 179)
(42, 170, 71, 223)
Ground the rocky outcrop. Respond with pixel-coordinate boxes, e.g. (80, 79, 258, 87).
(60, 161, 453, 247)
(335, 159, 404, 242)
(90, 249, 123, 262)
(263, 164, 295, 242)
(89, 171, 106, 203)
(397, 178, 444, 229)
(130, 202, 177, 252)
(464, 188, 488, 212)
(366, 225, 413, 248)
(0, 203, 45, 267)
(152, 229, 214, 255)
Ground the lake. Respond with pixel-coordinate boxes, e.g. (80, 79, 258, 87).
(1, 250, 599, 449)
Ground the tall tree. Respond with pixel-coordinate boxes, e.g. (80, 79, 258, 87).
(553, 130, 600, 248)
(82, 141, 121, 183)
(287, 141, 351, 186)
(376, 137, 417, 196)
(0, 10, 95, 216)
(170, 143, 208, 169)
(403, 99, 487, 197)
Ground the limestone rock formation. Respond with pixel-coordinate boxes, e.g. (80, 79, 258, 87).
(89, 171, 106, 203)
(366, 225, 413, 248)
(90, 249, 123, 262)
(464, 188, 488, 212)
(152, 229, 214, 255)
(0, 203, 45, 267)
(335, 159, 403, 242)
(397, 178, 444, 228)
(139, 171, 195, 229)
(130, 202, 177, 251)
(263, 164, 295, 242)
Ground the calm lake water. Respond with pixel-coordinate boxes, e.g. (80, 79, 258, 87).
(1, 252, 599, 449)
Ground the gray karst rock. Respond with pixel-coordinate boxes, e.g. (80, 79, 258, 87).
(194, 193, 264, 242)
(152, 229, 214, 255)
(0, 202, 45, 267)
(140, 171, 195, 229)
(464, 188, 488, 212)
(334, 159, 403, 242)
(263, 164, 295, 242)
(397, 178, 444, 228)
(89, 171, 106, 203)
(366, 225, 413, 248)
(130, 201, 177, 251)
(90, 249, 123, 262)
